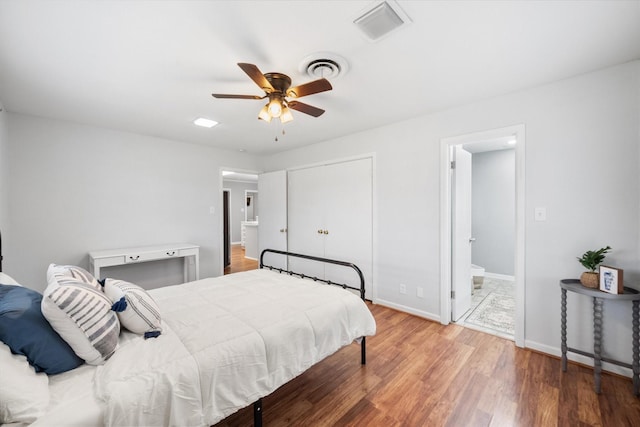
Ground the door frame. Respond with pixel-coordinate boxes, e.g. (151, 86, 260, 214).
(223, 189, 231, 268)
(439, 124, 526, 347)
(219, 167, 261, 276)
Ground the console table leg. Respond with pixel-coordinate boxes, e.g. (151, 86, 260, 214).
(633, 300, 639, 396)
(593, 297, 604, 394)
(561, 288, 567, 372)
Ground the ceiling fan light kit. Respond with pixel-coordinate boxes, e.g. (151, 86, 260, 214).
(212, 62, 333, 124)
(268, 99, 282, 117)
(257, 105, 271, 123)
(280, 106, 294, 123)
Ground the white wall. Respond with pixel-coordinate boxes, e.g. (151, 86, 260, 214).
(262, 61, 640, 366)
(6, 113, 260, 290)
(471, 149, 515, 276)
(223, 179, 258, 243)
(0, 101, 8, 264)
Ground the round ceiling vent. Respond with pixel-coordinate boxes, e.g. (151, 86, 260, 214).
(299, 52, 349, 80)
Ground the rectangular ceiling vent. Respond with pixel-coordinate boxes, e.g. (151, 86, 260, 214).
(353, 1, 411, 42)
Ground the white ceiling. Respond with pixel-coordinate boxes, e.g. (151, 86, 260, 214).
(0, 1, 638, 156)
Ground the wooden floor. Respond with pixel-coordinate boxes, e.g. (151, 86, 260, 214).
(224, 244, 258, 275)
(215, 303, 640, 427)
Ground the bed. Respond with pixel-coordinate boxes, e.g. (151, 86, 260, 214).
(0, 246, 376, 427)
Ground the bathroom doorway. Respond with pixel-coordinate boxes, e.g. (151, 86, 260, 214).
(456, 142, 516, 340)
(440, 125, 525, 347)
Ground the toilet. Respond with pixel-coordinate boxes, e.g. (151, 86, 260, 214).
(471, 264, 485, 289)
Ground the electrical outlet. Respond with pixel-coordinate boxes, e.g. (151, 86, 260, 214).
(417, 287, 424, 298)
(399, 284, 407, 294)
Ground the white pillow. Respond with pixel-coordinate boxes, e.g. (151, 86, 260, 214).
(0, 340, 49, 424)
(0, 272, 21, 286)
(102, 278, 162, 338)
(41, 264, 120, 365)
(46, 264, 100, 290)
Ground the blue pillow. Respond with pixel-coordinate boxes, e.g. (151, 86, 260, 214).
(0, 284, 84, 374)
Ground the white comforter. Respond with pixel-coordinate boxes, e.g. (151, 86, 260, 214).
(93, 269, 376, 426)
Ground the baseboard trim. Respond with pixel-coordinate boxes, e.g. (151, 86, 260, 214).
(525, 339, 633, 378)
(485, 272, 515, 281)
(374, 298, 441, 323)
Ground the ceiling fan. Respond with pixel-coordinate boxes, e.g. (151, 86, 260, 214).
(212, 63, 332, 124)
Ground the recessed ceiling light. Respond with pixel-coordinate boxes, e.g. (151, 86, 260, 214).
(194, 117, 218, 128)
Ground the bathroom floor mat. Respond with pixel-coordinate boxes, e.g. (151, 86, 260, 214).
(464, 290, 515, 336)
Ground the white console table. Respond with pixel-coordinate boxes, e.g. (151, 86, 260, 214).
(89, 243, 200, 283)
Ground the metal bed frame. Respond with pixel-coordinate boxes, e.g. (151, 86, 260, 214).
(251, 248, 368, 427)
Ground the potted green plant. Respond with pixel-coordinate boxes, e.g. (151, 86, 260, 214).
(577, 246, 611, 288)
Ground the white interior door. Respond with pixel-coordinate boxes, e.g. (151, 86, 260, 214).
(258, 170, 288, 270)
(452, 146, 472, 321)
(323, 159, 373, 299)
(287, 166, 325, 278)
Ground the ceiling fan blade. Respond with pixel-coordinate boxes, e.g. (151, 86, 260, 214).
(237, 63, 274, 92)
(211, 94, 263, 99)
(287, 100, 325, 117)
(287, 78, 332, 98)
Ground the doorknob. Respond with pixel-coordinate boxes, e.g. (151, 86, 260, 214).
(323, 230, 329, 235)
(317, 229, 323, 234)
(469, 237, 476, 243)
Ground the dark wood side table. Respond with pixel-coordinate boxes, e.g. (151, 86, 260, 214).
(560, 279, 640, 396)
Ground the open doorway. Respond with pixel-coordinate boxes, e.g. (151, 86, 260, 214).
(455, 140, 517, 340)
(221, 170, 260, 275)
(440, 125, 525, 347)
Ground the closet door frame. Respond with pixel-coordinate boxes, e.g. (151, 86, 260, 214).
(286, 153, 376, 301)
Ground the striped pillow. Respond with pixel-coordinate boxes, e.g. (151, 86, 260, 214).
(102, 278, 162, 338)
(46, 264, 100, 290)
(41, 264, 120, 365)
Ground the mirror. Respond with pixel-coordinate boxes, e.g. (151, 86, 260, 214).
(245, 190, 258, 222)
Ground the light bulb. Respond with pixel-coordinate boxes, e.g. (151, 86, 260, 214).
(268, 98, 282, 118)
(280, 106, 293, 123)
(258, 105, 272, 123)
